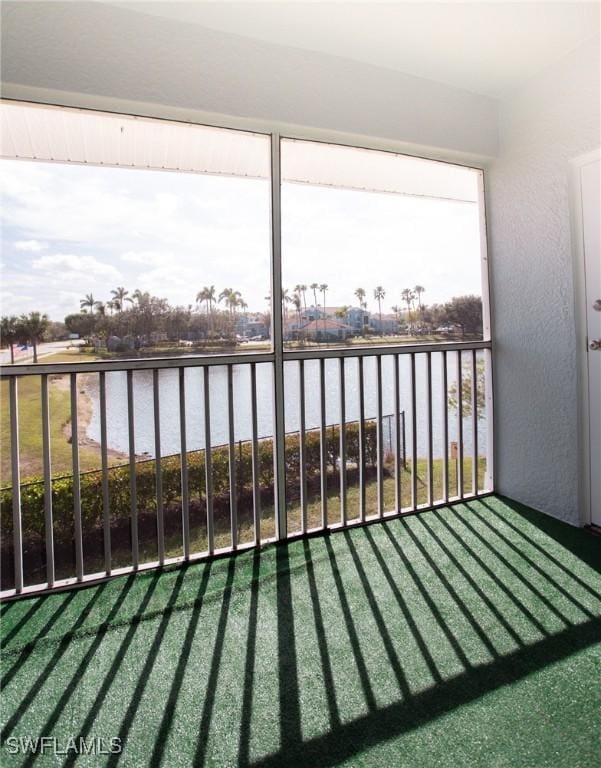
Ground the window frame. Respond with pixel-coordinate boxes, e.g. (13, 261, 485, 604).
(0, 97, 492, 369)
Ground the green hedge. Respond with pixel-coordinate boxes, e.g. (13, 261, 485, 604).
(0, 422, 378, 545)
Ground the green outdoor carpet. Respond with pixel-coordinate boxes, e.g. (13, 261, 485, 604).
(1, 495, 600, 767)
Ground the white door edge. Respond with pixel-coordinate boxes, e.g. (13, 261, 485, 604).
(570, 148, 601, 527)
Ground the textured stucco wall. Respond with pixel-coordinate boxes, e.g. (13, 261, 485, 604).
(0, 1, 497, 157)
(487, 36, 601, 524)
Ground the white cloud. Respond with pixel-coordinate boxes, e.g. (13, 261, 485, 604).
(15, 240, 47, 252)
(32, 253, 122, 279)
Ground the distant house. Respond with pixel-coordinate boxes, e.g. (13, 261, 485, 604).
(300, 317, 352, 341)
(236, 313, 269, 339)
(370, 313, 399, 335)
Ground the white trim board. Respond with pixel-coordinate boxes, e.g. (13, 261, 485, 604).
(570, 148, 601, 527)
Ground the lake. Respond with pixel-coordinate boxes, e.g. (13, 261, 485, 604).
(86, 352, 488, 460)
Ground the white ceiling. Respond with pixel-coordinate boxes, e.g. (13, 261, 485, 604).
(112, 1, 600, 97)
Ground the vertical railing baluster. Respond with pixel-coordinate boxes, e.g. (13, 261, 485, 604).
(457, 351, 464, 499)
(339, 357, 347, 526)
(227, 365, 237, 551)
(203, 366, 214, 555)
(250, 363, 261, 544)
(70, 373, 84, 581)
(471, 349, 479, 495)
(358, 357, 366, 522)
(153, 369, 165, 564)
(319, 358, 328, 529)
(9, 378, 23, 593)
(179, 367, 190, 560)
(41, 375, 55, 587)
(410, 354, 417, 510)
(394, 354, 401, 513)
(484, 347, 495, 491)
(442, 350, 449, 503)
(126, 370, 139, 569)
(99, 372, 111, 576)
(426, 352, 434, 507)
(270, 132, 287, 541)
(376, 355, 384, 518)
(298, 360, 307, 534)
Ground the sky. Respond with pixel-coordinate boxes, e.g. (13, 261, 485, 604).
(1, 157, 484, 322)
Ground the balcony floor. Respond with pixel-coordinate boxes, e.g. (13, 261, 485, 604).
(1, 496, 600, 767)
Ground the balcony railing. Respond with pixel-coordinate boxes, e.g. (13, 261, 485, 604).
(0, 340, 493, 598)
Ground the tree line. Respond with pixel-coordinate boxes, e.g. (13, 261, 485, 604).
(0, 283, 483, 362)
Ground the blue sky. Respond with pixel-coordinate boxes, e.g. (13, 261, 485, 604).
(1, 158, 483, 321)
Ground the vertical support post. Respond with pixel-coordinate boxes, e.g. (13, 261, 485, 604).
(41, 375, 55, 587)
(471, 348, 479, 495)
(484, 347, 494, 491)
(457, 350, 464, 499)
(153, 368, 165, 564)
(126, 370, 139, 569)
(99, 372, 111, 576)
(442, 350, 449, 503)
(426, 352, 434, 506)
(394, 354, 401, 513)
(70, 373, 84, 581)
(9, 377, 23, 593)
(376, 355, 384, 518)
(358, 356, 366, 521)
(227, 364, 238, 550)
(410, 353, 417, 510)
(319, 357, 328, 529)
(401, 410, 406, 470)
(298, 359, 308, 534)
(270, 131, 286, 540)
(339, 357, 347, 525)
(203, 366, 214, 555)
(250, 363, 261, 544)
(179, 367, 190, 560)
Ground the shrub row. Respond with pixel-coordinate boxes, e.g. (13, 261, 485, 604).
(0, 422, 379, 545)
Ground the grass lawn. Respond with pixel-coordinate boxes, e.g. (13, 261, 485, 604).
(0, 350, 117, 486)
(1, 496, 599, 767)
(73, 457, 488, 575)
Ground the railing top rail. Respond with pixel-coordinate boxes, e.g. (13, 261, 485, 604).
(0, 339, 490, 377)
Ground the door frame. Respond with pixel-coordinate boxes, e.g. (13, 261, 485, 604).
(570, 148, 601, 527)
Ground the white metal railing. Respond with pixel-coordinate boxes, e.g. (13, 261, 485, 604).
(0, 340, 493, 598)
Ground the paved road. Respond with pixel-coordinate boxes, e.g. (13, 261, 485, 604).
(0, 339, 84, 366)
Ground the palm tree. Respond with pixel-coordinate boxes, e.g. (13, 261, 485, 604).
(319, 284, 328, 341)
(80, 293, 96, 313)
(354, 287, 366, 306)
(414, 285, 425, 313)
(281, 288, 293, 322)
(218, 288, 234, 314)
(219, 289, 242, 316)
(110, 286, 128, 313)
(354, 288, 367, 334)
(126, 289, 146, 308)
(292, 294, 302, 327)
(295, 284, 308, 313)
(0, 315, 19, 364)
(401, 288, 416, 329)
(310, 283, 319, 314)
(18, 312, 49, 363)
(374, 286, 386, 336)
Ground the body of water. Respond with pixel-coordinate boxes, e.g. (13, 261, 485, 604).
(86, 353, 488, 460)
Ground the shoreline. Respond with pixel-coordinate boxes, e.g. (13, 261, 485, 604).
(56, 373, 131, 463)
